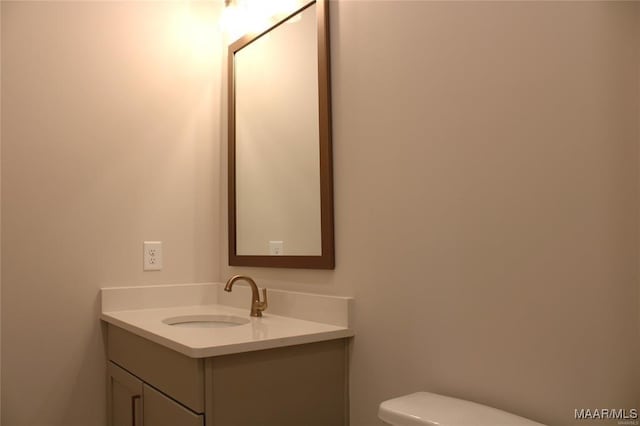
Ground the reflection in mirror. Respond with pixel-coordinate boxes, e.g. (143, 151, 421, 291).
(235, 4, 320, 256)
(228, 0, 333, 269)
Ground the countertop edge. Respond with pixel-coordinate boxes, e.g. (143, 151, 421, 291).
(101, 313, 354, 359)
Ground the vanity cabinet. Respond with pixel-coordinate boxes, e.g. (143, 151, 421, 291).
(143, 384, 203, 426)
(107, 362, 143, 426)
(106, 324, 348, 426)
(107, 362, 203, 426)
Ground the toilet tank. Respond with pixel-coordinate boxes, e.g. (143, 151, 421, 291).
(378, 392, 546, 426)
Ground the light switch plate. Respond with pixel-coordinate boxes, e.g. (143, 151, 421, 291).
(143, 241, 162, 271)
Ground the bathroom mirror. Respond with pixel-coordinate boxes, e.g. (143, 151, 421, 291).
(228, 0, 334, 269)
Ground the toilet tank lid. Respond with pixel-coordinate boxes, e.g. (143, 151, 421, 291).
(378, 392, 545, 426)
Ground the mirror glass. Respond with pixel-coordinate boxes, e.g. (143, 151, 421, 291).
(228, 0, 334, 269)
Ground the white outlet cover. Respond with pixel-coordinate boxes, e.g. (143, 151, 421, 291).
(144, 241, 162, 271)
(269, 240, 283, 256)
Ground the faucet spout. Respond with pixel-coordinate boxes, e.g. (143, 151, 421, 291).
(224, 275, 268, 317)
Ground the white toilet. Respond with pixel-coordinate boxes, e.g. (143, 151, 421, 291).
(378, 392, 546, 426)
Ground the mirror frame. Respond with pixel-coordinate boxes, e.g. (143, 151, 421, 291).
(228, 0, 334, 269)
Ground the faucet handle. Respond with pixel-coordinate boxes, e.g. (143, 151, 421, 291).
(258, 288, 268, 312)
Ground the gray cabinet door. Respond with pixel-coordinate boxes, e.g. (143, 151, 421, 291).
(108, 362, 143, 426)
(143, 384, 204, 426)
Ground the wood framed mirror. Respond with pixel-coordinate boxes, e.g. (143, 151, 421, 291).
(228, 0, 334, 269)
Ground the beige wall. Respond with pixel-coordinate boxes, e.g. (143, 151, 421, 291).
(1, 1, 222, 425)
(222, 2, 640, 425)
(1, 1, 639, 426)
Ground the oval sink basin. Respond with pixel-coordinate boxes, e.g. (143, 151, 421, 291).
(163, 314, 250, 328)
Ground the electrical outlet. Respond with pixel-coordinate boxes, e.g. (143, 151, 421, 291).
(143, 241, 162, 271)
(269, 240, 283, 255)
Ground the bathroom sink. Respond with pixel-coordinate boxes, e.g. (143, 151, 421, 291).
(163, 314, 250, 328)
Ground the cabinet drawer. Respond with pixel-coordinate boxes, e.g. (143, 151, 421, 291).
(107, 324, 205, 413)
(143, 385, 203, 426)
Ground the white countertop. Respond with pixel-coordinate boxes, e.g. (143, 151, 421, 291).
(100, 283, 354, 358)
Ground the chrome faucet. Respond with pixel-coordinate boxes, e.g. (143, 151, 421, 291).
(224, 275, 268, 317)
